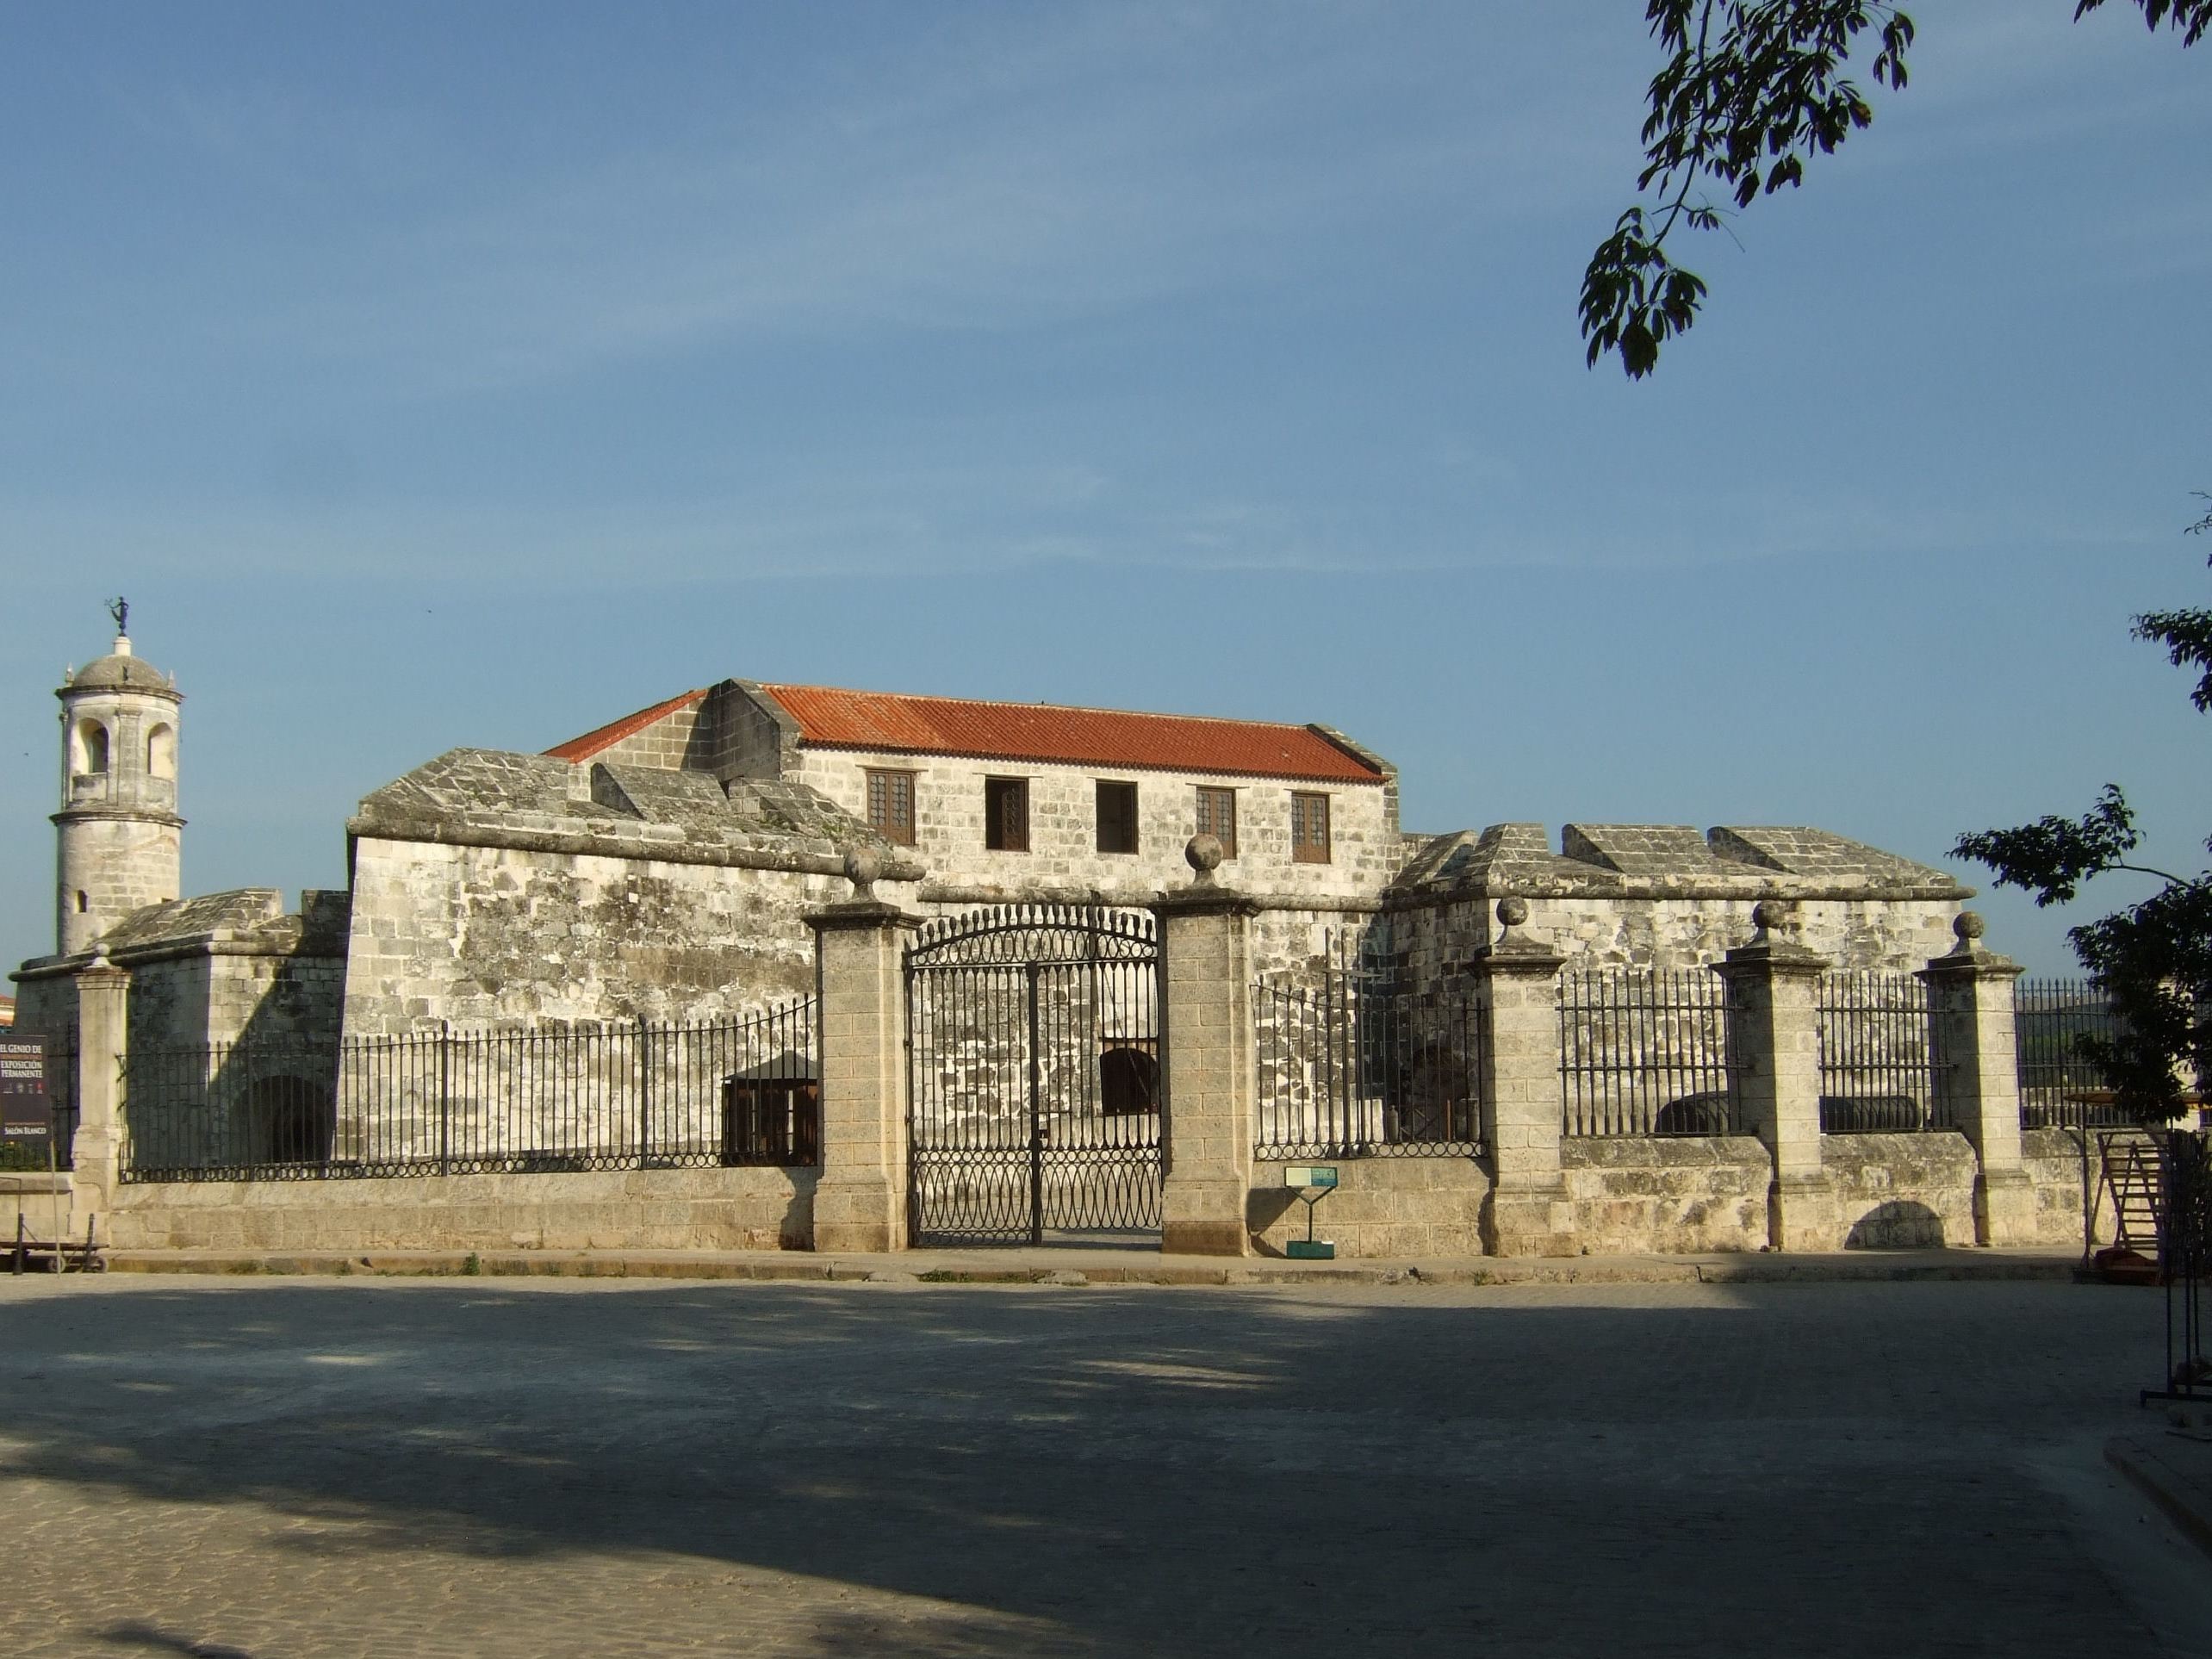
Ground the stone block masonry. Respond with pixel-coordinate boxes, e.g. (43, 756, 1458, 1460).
(105, 1165, 812, 1252)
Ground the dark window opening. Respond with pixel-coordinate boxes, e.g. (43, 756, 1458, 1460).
(1096, 780, 1139, 854)
(722, 1076, 821, 1166)
(1291, 792, 1331, 863)
(1196, 786, 1237, 858)
(865, 767, 916, 847)
(985, 777, 1030, 852)
(1100, 1045, 1159, 1116)
(74, 891, 88, 914)
(248, 1078, 335, 1165)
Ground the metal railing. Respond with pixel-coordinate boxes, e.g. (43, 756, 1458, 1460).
(1559, 967, 1743, 1137)
(1254, 967, 1487, 1159)
(121, 1000, 817, 1183)
(1817, 972, 1949, 1132)
(2015, 977, 2129, 1130)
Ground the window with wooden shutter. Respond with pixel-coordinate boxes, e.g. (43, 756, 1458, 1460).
(1195, 786, 1237, 859)
(1290, 792, 1331, 863)
(985, 777, 1030, 852)
(1096, 780, 1138, 854)
(864, 768, 916, 846)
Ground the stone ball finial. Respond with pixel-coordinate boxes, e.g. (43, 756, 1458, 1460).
(1495, 896, 1529, 929)
(90, 941, 110, 967)
(843, 847, 881, 900)
(1185, 833, 1223, 882)
(1954, 910, 1985, 942)
(1751, 899, 1785, 934)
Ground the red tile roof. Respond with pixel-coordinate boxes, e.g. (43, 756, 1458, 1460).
(760, 684, 1384, 783)
(544, 689, 705, 762)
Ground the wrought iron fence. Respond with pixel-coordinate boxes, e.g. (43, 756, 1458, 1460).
(121, 1000, 817, 1183)
(1253, 963, 1488, 1159)
(2015, 977, 2130, 1130)
(1559, 966, 1743, 1137)
(1817, 972, 1949, 1133)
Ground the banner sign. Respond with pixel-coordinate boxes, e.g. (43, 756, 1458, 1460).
(0, 1033, 54, 1142)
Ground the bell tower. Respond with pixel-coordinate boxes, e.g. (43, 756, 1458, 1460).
(54, 600, 183, 954)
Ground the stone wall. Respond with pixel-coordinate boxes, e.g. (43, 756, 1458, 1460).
(107, 1165, 813, 1252)
(0, 1174, 73, 1244)
(1248, 1156, 1488, 1258)
(591, 699, 704, 772)
(1824, 1132, 1981, 1247)
(341, 837, 849, 1035)
(57, 815, 181, 955)
(791, 747, 1396, 906)
(1562, 1137, 1770, 1253)
(1390, 893, 1957, 985)
(2021, 1128, 2113, 1250)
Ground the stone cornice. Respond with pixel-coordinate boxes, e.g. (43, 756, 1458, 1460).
(347, 816, 928, 884)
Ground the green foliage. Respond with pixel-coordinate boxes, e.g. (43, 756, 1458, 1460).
(1587, 1, 2207, 377)
(1952, 504, 2212, 1122)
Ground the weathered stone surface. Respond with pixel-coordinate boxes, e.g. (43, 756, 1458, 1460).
(1562, 1136, 1769, 1253)
(107, 1165, 813, 1252)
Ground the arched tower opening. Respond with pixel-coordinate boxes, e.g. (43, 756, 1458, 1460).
(147, 722, 175, 780)
(73, 718, 109, 775)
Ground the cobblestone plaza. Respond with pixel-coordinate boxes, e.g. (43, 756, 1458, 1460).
(1, 1275, 2207, 1656)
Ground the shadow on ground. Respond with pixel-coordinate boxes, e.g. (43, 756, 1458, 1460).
(0, 1277, 2169, 1656)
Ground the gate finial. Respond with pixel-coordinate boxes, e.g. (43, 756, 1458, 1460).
(1185, 833, 1223, 886)
(842, 848, 881, 901)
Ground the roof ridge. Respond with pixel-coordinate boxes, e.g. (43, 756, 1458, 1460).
(756, 680, 1327, 735)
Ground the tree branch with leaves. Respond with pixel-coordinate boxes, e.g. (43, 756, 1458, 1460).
(1952, 504, 2212, 1122)
(1584, 1, 2209, 378)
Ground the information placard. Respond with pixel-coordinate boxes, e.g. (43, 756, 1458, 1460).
(0, 1033, 53, 1143)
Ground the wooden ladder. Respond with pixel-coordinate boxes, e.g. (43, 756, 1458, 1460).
(2098, 1131, 2166, 1254)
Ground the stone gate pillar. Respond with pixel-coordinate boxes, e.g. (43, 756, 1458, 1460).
(70, 945, 129, 1242)
(1473, 898, 1573, 1257)
(1718, 903, 1835, 1252)
(805, 854, 917, 1254)
(1921, 911, 2034, 1246)
(1152, 837, 1259, 1257)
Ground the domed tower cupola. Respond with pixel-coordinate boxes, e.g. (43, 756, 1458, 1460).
(53, 599, 184, 954)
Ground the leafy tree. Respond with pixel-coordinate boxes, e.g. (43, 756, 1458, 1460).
(1952, 500, 2212, 1122)
(1584, 2, 2209, 378)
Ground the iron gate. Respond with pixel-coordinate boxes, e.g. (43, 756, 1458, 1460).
(905, 904, 1161, 1246)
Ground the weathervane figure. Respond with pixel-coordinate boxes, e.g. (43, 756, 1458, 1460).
(108, 596, 128, 637)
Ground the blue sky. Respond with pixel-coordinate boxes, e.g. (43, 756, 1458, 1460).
(2, 1, 2205, 975)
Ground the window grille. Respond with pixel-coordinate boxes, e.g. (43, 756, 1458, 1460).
(865, 768, 916, 847)
(1196, 786, 1237, 857)
(1290, 792, 1331, 863)
(985, 778, 1029, 852)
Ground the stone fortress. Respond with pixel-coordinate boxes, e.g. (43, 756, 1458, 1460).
(16, 618, 2094, 1264)
(14, 629, 1970, 1048)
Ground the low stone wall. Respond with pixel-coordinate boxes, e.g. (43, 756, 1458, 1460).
(0, 1173, 74, 1244)
(108, 1166, 815, 1253)
(2021, 1128, 2109, 1250)
(1247, 1156, 1488, 1258)
(1562, 1136, 1769, 1254)
(1823, 1132, 1979, 1248)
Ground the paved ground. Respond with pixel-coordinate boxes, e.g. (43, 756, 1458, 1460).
(0, 1275, 2207, 1657)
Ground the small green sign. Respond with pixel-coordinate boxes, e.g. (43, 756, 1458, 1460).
(1282, 1165, 1339, 1190)
(1286, 1239, 1335, 1260)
